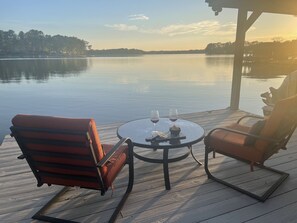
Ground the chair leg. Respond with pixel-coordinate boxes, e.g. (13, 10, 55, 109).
(204, 147, 289, 202)
(109, 145, 134, 223)
(33, 148, 134, 223)
(32, 186, 76, 223)
(33, 164, 134, 223)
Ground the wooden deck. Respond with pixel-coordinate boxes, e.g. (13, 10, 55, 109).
(1, 109, 297, 223)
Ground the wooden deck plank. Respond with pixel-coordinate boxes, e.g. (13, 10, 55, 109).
(1, 109, 297, 223)
(245, 201, 297, 223)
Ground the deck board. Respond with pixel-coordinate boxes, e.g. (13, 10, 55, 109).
(1, 109, 297, 222)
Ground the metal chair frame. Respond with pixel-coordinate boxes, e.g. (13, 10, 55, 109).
(204, 115, 296, 202)
(11, 125, 134, 223)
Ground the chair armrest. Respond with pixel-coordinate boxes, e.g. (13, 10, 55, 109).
(207, 127, 278, 144)
(237, 115, 264, 124)
(97, 138, 133, 167)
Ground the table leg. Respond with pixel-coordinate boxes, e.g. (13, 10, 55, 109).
(189, 145, 203, 165)
(163, 148, 171, 190)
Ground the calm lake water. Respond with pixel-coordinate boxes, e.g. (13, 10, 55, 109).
(0, 54, 286, 142)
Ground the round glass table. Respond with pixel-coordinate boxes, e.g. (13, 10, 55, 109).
(117, 118, 205, 190)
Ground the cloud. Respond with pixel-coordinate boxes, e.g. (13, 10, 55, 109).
(105, 20, 237, 37)
(128, 14, 149, 21)
(158, 21, 237, 37)
(104, 24, 138, 31)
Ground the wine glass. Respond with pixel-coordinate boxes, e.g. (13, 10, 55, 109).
(150, 110, 159, 133)
(169, 108, 178, 126)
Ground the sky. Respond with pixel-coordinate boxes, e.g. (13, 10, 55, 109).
(1, 0, 297, 51)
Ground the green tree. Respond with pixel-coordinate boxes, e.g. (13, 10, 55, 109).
(0, 29, 88, 57)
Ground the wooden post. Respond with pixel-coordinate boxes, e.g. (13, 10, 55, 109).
(230, 8, 248, 110)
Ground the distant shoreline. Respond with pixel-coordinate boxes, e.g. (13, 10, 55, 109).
(0, 49, 206, 58)
(87, 48, 205, 57)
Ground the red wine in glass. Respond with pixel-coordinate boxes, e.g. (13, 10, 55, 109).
(150, 110, 159, 132)
(169, 117, 177, 122)
(151, 118, 159, 124)
(169, 109, 178, 125)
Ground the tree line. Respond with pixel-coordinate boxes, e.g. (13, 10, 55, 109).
(2, 29, 297, 61)
(0, 29, 89, 57)
(87, 48, 204, 57)
(205, 40, 297, 63)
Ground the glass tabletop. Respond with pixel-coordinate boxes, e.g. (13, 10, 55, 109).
(117, 118, 205, 149)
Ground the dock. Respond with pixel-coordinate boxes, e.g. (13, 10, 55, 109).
(1, 109, 297, 222)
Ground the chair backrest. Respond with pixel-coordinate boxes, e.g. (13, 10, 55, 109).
(256, 94, 297, 159)
(10, 114, 106, 190)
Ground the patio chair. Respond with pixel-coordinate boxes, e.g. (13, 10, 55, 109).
(10, 114, 134, 223)
(204, 94, 297, 202)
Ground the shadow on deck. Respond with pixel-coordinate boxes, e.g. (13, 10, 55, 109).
(1, 109, 297, 223)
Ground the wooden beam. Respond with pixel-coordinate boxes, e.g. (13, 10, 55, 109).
(230, 8, 247, 110)
(245, 11, 262, 32)
(206, 0, 297, 16)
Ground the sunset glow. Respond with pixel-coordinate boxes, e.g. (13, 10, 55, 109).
(1, 0, 297, 50)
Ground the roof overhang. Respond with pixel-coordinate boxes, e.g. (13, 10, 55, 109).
(206, 0, 297, 15)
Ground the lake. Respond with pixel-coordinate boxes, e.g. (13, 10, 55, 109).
(0, 54, 286, 143)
